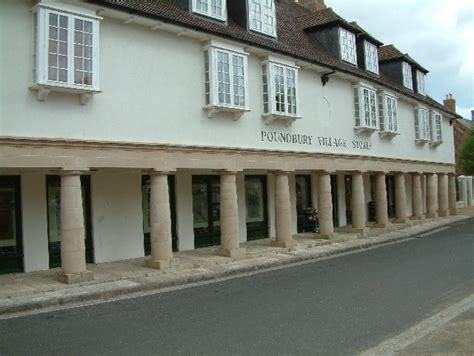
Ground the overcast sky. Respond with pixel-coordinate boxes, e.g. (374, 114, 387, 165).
(326, 0, 474, 120)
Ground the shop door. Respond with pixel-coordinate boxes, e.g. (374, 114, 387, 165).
(345, 175, 353, 225)
(330, 175, 339, 227)
(295, 175, 312, 233)
(245, 176, 268, 240)
(386, 175, 396, 218)
(142, 175, 178, 254)
(192, 176, 221, 248)
(46, 175, 94, 268)
(0, 176, 23, 274)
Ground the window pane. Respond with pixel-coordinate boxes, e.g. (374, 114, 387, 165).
(49, 13, 58, 26)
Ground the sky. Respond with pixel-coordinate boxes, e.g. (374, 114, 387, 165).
(326, 0, 474, 120)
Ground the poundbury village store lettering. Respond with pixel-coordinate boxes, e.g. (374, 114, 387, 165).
(260, 131, 372, 151)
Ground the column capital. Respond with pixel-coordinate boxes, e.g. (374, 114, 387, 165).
(437, 172, 447, 177)
(145, 169, 174, 176)
(368, 170, 388, 175)
(215, 169, 240, 176)
(408, 171, 422, 176)
(448, 172, 457, 177)
(272, 170, 293, 176)
(313, 169, 333, 175)
(59, 169, 90, 176)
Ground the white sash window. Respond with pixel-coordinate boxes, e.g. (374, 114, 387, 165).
(249, 0, 276, 37)
(353, 84, 378, 132)
(339, 28, 357, 65)
(403, 62, 413, 90)
(364, 41, 379, 74)
(193, 0, 226, 21)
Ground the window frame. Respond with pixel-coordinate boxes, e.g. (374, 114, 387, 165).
(378, 91, 398, 137)
(353, 83, 378, 132)
(402, 61, 413, 90)
(202, 42, 249, 119)
(416, 70, 426, 96)
(192, 0, 227, 22)
(31, 3, 101, 103)
(248, 0, 277, 38)
(364, 40, 379, 75)
(339, 27, 357, 65)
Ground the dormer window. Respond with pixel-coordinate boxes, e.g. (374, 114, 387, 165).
(249, 0, 276, 37)
(364, 41, 379, 74)
(339, 28, 357, 65)
(192, 0, 226, 21)
(416, 70, 426, 96)
(402, 62, 413, 90)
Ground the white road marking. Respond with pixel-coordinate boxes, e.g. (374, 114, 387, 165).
(417, 226, 449, 237)
(360, 294, 474, 356)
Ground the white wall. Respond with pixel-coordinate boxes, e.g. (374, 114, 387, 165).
(0, 0, 455, 167)
(21, 174, 49, 272)
(91, 171, 144, 263)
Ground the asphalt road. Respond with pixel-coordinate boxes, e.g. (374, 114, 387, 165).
(1, 218, 473, 356)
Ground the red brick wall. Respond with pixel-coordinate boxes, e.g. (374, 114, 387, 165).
(453, 120, 471, 175)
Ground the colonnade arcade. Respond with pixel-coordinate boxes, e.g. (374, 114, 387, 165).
(57, 169, 457, 284)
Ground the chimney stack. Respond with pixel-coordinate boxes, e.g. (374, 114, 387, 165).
(471, 110, 474, 121)
(443, 93, 456, 113)
(297, 0, 327, 11)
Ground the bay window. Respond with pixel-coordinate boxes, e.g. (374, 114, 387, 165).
(192, 0, 226, 21)
(414, 107, 430, 143)
(378, 92, 398, 137)
(31, 4, 101, 104)
(249, 0, 277, 38)
(353, 84, 378, 132)
(429, 112, 443, 146)
(202, 42, 249, 119)
(261, 58, 299, 126)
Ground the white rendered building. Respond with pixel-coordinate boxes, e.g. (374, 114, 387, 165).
(0, 0, 461, 281)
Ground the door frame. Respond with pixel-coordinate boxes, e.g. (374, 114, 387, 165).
(0, 176, 23, 274)
(245, 175, 269, 241)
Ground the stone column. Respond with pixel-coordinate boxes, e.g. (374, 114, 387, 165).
(374, 172, 389, 228)
(426, 173, 438, 218)
(272, 172, 297, 248)
(146, 172, 177, 269)
(58, 172, 93, 284)
(448, 174, 457, 215)
(438, 173, 449, 217)
(219, 171, 246, 258)
(351, 172, 368, 234)
(411, 173, 423, 220)
(394, 173, 408, 223)
(316, 171, 334, 239)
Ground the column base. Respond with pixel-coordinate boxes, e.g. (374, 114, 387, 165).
(410, 215, 424, 220)
(315, 233, 336, 240)
(351, 227, 369, 234)
(57, 270, 94, 284)
(373, 222, 389, 228)
(218, 247, 247, 259)
(145, 258, 179, 270)
(449, 208, 458, 216)
(271, 239, 297, 248)
(426, 212, 438, 219)
(393, 218, 409, 224)
(438, 210, 450, 217)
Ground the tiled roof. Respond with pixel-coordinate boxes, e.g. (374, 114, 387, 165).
(379, 44, 428, 73)
(87, 0, 458, 118)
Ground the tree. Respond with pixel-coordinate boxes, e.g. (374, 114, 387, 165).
(459, 122, 474, 175)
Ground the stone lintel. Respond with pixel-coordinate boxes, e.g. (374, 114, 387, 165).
(271, 239, 297, 248)
(218, 247, 247, 259)
(57, 270, 94, 284)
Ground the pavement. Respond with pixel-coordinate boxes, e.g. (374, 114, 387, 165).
(0, 210, 473, 318)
